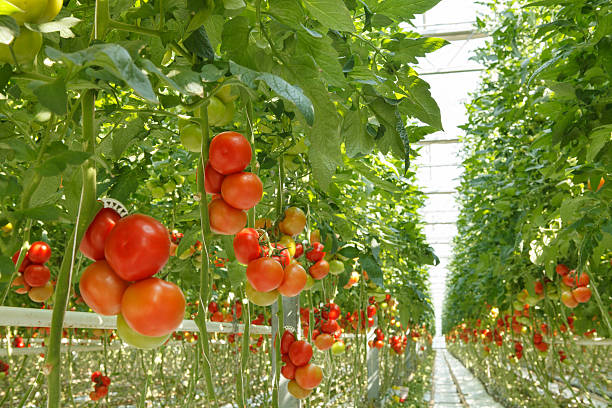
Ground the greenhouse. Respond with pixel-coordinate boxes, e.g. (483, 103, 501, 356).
(0, 0, 610, 406)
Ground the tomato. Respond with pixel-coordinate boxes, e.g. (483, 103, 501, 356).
(27, 241, 51, 264)
(309, 260, 329, 280)
(245, 281, 278, 306)
(303, 274, 315, 290)
(278, 263, 307, 297)
(294, 364, 322, 390)
(278, 236, 296, 257)
(328, 259, 344, 275)
(288, 340, 312, 367)
(28, 281, 53, 303)
(208, 96, 233, 126)
(331, 340, 345, 355)
(314, 333, 333, 351)
(208, 301, 219, 313)
(306, 242, 325, 262)
(263, 244, 291, 267)
(555, 264, 569, 276)
(12, 250, 31, 273)
(205, 162, 224, 194)
(280, 330, 295, 354)
(121, 278, 185, 337)
(294, 242, 304, 258)
(233, 300, 242, 318)
(534, 281, 544, 295)
(255, 217, 273, 230)
(281, 361, 296, 380)
(180, 124, 201, 152)
(11, 275, 30, 294)
(309, 229, 321, 244)
(560, 291, 578, 308)
(8, 0, 62, 24)
(211, 311, 224, 322)
(0, 28, 42, 65)
(23, 264, 50, 287)
(105, 214, 170, 281)
(279, 207, 306, 236)
(367, 305, 377, 318)
(233, 228, 262, 265)
(572, 286, 591, 303)
(80, 208, 121, 261)
(79, 260, 129, 316)
(287, 380, 312, 399)
(208, 198, 247, 235)
(220, 172, 262, 210)
(208, 131, 251, 175)
(116, 314, 170, 349)
(320, 319, 339, 334)
(534, 341, 549, 352)
(246, 257, 284, 292)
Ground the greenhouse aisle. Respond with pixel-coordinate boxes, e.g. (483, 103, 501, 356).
(432, 350, 502, 408)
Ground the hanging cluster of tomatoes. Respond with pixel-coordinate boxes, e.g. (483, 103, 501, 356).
(555, 264, 591, 308)
(205, 131, 262, 235)
(280, 330, 323, 399)
(11, 241, 54, 303)
(77, 207, 185, 349)
(89, 371, 111, 401)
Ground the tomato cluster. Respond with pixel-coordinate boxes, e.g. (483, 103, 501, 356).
(279, 330, 323, 399)
(556, 264, 591, 308)
(206, 131, 262, 235)
(78, 208, 185, 348)
(389, 335, 408, 354)
(303, 303, 343, 352)
(11, 241, 54, 303)
(89, 371, 111, 401)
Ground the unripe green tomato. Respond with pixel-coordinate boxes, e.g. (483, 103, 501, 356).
(380, 302, 388, 310)
(329, 260, 344, 275)
(163, 180, 176, 193)
(180, 123, 202, 152)
(245, 282, 278, 306)
(331, 341, 345, 355)
(151, 186, 165, 199)
(0, 29, 42, 66)
(215, 99, 234, 127)
(117, 314, 170, 349)
(303, 274, 315, 290)
(173, 174, 185, 185)
(177, 118, 191, 130)
(9, 0, 62, 24)
(207, 96, 227, 126)
(216, 84, 237, 103)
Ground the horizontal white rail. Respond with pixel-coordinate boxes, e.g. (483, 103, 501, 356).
(0, 306, 271, 335)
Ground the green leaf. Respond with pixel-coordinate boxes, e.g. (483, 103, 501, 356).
(359, 254, 383, 288)
(371, 0, 441, 21)
(0, 15, 19, 45)
(221, 16, 250, 66)
(338, 245, 360, 259)
(586, 125, 611, 162)
(369, 97, 404, 158)
(31, 78, 67, 115)
(398, 76, 442, 130)
(32, 17, 81, 38)
(302, 0, 354, 32)
(45, 44, 158, 103)
(30, 175, 61, 207)
(227, 260, 246, 289)
(35, 149, 91, 176)
(14, 205, 63, 222)
(112, 118, 146, 159)
(268, 0, 304, 26)
(177, 227, 200, 258)
(342, 108, 374, 157)
(230, 61, 315, 126)
(384, 37, 448, 64)
(141, 60, 203, 96)
(183, 26, 214, 61)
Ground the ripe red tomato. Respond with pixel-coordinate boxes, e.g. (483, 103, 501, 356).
(560, 291, 578, 308)
(204, 162, 224, 194)
(233, 228, 261, 264)
(287, 380, 312, 399)
(294, 243, 304, 258)
(279, 207, 306, 236)
(306, 242, 325, 262)
(246, 257, 284, 292)
(288, 340, 312, 367)
(264, 244, 291, 267)
(23, 264, 50, 287)
(27, 241, 51, 264)
(121, 278, 185, 337)
(280, 330, 296, 354)
(80, 208, 121, 261)
(320, 319, 339, 334)
(105, 214, 170, 281)
(208, 198, 247, 235)
(309, 259, 329, 280)
(221, 172, 262, 210)
(79, 260, 129, 316)
(281, 361, 296, 380)
(208, 131, 252, 175)
(294, 364, 322, 390)
(572, 286, 591, 303)
(278, 263, 307, 297)
(314, 333, 334, 350)
(555, 264, 569, 276)
(12, 250, 31, 272)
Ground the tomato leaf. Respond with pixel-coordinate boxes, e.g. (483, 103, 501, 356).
(176, 227, 200, 260)
(371, 0, 441, 22)
(183, 26, 214, 62)
(112, 118, 146, 160)
(0, 15, 18, 45)
(13, 205, 63, 222)
(301, 0, 354, 32)
(29, 17, 81, 38)
(359, 253, 383, 288)
(31, 78, 67, 115)
(227, 260, 246, 289)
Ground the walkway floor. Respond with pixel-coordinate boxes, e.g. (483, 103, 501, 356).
(432, 349, 503, 408)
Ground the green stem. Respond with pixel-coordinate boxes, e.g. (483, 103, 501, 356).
(45, 89, 98, 408)
(109, 20, 163, 37)
(194, 102, 216, 405)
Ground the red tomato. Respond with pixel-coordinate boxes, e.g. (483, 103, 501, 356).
(288, 380, 312, 399)
(560, 291, 578, 308)
(320, 319, 339, 334)
(280, 330, 296, 354)
(281, 361, 296, 380)
(246, 257, 284, 292)
(278, 263, 307, 297)
(572, 286, 591, 303)
(208, 131, 252, 175)
(79, 260, 129, 316)
(211, 311, 224, 322)
(309, 260, 329, 280)
(294, 243, 304, 258)
(121, 278, 185, 337)
(208, 198, 247, 235)
(555, 263, 569, 276)
(12, 250, 31, 272)
(80, 208, 121, 261)
(233, 300, 243, 318)
(221, 172, 263, 210)
(306, 242, 325, 262)
(105, 214, 170, 281)
(294, 364, 322, 390)
(233, 228, 261, 264)
(204, 162, 225, 194)
(288, 340, 312, 367)
(264, 244, 291, 267)
(27, 241, 51, 264)
(23, 264, 50, 287)
(314, 333, 333, 351)
(367, 305, 377, 318)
